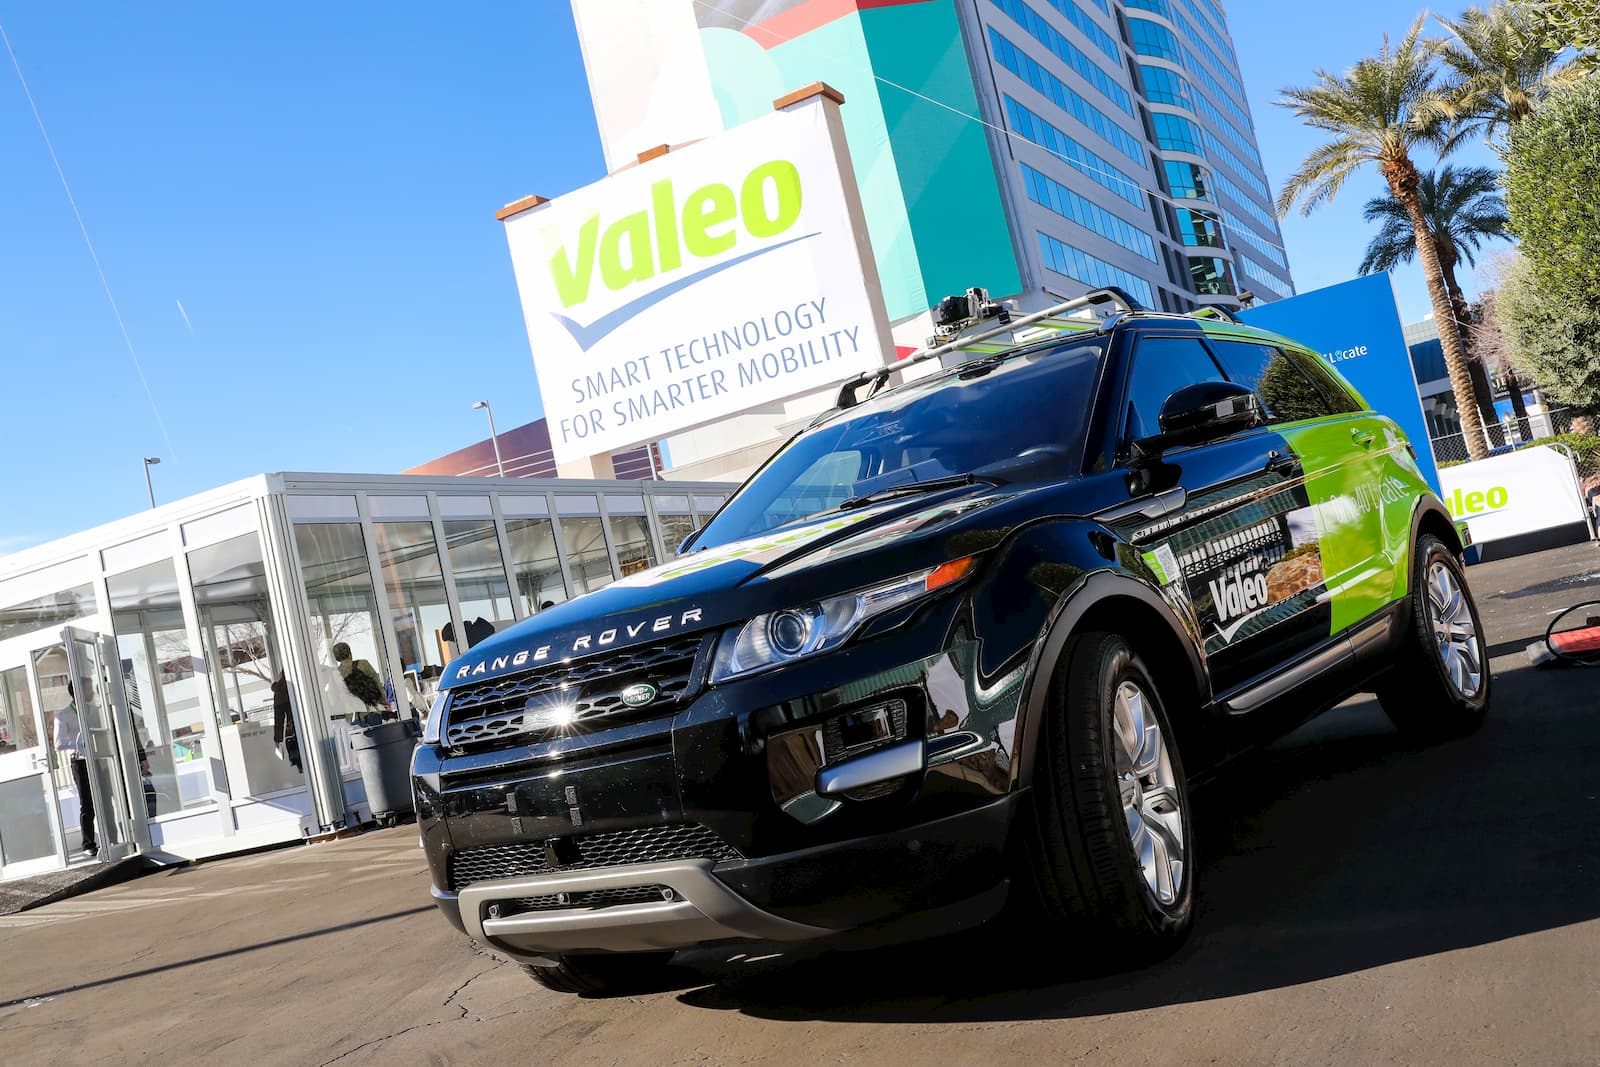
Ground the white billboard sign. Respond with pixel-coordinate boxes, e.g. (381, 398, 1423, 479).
(1440, 445, 1591, 544)
(503, 101, 890, 464)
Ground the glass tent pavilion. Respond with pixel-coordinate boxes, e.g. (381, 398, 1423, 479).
(0, 472, 732, 880)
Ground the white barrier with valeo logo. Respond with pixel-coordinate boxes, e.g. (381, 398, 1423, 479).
(1440, 445, 1591, 545)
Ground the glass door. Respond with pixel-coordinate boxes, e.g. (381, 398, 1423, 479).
(0, 658, 65, 879)
(62, 627, 147, 862)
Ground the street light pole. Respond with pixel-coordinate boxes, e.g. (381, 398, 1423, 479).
(142, 457, 161, 509)
(472, 401, 506, 478)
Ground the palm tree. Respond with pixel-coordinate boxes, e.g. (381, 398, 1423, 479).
(1277, 17, 1490, 460)
(1359, 165, 1511, 435)
(1434, 4, 1574, 145)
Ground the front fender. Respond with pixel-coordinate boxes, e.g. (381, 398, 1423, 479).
(1012, 569, 1209, 789)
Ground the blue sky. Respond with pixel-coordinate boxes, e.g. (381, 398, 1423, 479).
(0, 1, 1511, 551)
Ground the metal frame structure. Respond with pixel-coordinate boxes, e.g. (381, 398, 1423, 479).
(0, 471, 734, 879)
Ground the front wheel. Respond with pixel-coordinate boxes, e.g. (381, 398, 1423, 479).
(1021, 631, 1195, 958)
(1376, 534, 1490, 739)
(521, 951, 675, 996)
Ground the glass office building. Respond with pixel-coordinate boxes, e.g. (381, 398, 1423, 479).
(574, 0, 1295, 326)
(0, 472, 731, 880)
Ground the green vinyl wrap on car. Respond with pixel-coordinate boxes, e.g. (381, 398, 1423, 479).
(1197, 319, 1423, 636)
(1277, 415, 1424, 634)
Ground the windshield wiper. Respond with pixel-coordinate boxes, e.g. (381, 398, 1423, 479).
(836, 474, 990, 511)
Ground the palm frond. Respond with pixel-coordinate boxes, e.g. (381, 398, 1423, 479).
(1276, 135, 1368, 217)
(1433, 4, 1569, 142)
(1356, 163, 1511, 276)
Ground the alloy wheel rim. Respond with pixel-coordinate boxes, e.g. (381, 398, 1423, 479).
(1426, 560, 1482, 699)
(1113, 680, 1185, 906)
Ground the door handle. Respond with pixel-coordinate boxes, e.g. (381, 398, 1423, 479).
(1351, 427, 1375, 447)
(1264, 450, 1300, 476)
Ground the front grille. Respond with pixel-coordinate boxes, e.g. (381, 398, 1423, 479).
(444, 634, 707, 748)
(447, 822, 741, 893)
(503, 884, 672, 916)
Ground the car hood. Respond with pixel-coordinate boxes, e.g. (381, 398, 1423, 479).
(440, 487, 1019, 689)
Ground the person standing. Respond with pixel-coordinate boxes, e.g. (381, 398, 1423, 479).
(272, 671, 302, 772)
(332, 642, 389, 724)
(53, 682, 98, 858)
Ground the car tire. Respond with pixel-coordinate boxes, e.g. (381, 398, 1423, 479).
(1376, 534, 1490, 739)
(520, 951, 675, 995)
(1021, 630, 1194, 958)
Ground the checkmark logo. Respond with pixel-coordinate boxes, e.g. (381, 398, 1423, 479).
(549, 232, 821, 351)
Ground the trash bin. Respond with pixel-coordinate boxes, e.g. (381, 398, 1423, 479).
(351, 717, 421, 825)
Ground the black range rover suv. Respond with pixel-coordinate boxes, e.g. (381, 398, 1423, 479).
(413, 290, 1489, 994)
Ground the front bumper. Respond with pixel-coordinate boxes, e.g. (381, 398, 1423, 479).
(456, 859, 829, 961)
(418, 592, 1033, 957)
(433, 792, 1019, 963)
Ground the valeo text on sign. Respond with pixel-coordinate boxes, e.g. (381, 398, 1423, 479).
(546, 160, 803, 308)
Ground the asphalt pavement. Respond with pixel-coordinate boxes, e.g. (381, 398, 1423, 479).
(3, 541, 1598, 1067)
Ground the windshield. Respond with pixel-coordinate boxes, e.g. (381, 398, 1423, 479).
(693, 339, 1106, 549)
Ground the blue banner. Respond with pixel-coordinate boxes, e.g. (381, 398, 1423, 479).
(1240, 274, 1441, 492)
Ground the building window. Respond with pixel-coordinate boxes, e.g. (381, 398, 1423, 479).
(1127, 17, 1182, 64)
(1005, 97, 1145, 208)
(1139, 64, 1193, 109)
(1175, 207, 1224, 248)
(1201, 128, 1271, 200)
(1209, 167, 1278, 230)
(505, 518, 567, 614)
(442, 520, 515, 646)
(1164, 159, 1210, 200)
(1022, 164, 1158, 261)
(1124, 0, 1173, 19)
(110, 559, 219, 815)
(560, 517, 614, 596)
(187, 533, 304, 798)
(654, 496, 697, 558)
(990, 0, 1133, 116)
(1040, 0, 1117, 59)
(1037, 232, 1156, 306)
(607, 515, 657, 577)
(372, 522, 452, 706)
(1188, 255, 1237, 296)
(1151, 112, 1203, 156)
(0, 584, 95, 644)
(989, 29, 1146, 163)
(1226, 219, 1289, 269)
(293, 522, 393, 773)
(1237, 253, 1292, 299)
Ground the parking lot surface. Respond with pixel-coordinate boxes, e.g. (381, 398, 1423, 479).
(2, 542, 1598, 1067)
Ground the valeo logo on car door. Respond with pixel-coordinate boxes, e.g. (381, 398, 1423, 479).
(545, 159, 805, 310)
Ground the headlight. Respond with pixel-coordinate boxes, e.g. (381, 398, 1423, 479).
(710, 556, 976, 683)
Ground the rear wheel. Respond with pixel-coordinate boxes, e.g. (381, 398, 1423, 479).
(1022, 631, 1194, 958)
(521, 951, 675, 996)
(1377, 535, 1489, 739)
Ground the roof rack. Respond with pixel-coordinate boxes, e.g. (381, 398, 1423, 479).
(835, 286, 1143, 410)
(1191, 303, 1243, 325)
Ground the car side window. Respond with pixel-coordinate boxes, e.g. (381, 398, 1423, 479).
(1209, 339, 1339, 423)
(1122, 335, 1231, 444)
(1287, 348, 1364, 414)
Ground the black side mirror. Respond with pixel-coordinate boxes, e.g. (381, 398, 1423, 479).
(675, 526, 705, 556)
(1150, 380, 1262, 451)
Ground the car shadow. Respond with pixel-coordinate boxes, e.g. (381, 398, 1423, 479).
(669, 655, 1599, 1023)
